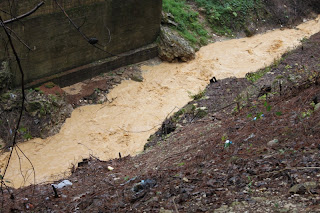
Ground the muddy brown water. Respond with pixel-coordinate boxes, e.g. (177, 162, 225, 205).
(1, 16, 320, 188)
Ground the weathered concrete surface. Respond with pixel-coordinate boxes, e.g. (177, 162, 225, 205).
(0, 0, 162, 86)
(26, 43, 159, 88)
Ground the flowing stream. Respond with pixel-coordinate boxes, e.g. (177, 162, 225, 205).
(1, 16, 320, 188)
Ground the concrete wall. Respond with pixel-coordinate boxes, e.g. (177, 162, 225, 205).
(0, 0, 162, 86)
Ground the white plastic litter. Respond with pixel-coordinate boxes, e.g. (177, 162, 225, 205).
(52, 180, 72, 189)
(224, 140, 233, 148)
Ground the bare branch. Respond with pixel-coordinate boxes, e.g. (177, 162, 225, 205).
(0, 16, 26, 188)
(5, 26, 32, 50)
(53, 0, 117, 56)
(3, 2, 45, 25)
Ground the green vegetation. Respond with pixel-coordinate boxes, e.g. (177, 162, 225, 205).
(44, 82, 55, 88)
(19, 126, 32, 140)
(188, 89, 206, 100)
(246, 67, 271, 83)
(176, 162, 185, 167)
(246, 58, 284, 83)
(162, 0, 209, 45)
(194, 0, 263, 36)
(163, 0, 264, 44)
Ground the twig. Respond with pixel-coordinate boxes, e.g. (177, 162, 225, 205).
(15, 145, 36, 190)
(89, 154, 101, 161)
(0, 16, 36, 194)
(51, 185, 59, 198)
(53, 0, 117, 56)
(3, 2, 45, 24)
(0, 15, 26, 185)
(173, 197, 179, 213)
(5, 25, 32, 50)
(14, 147, 26, 186)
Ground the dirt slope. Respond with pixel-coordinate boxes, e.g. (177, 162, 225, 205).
(2, 29, 320, 213)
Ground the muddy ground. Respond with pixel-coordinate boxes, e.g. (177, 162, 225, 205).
(1, 27, 320, 213)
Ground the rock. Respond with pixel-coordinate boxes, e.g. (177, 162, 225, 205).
(252, 197, 267, 202)
(243, 22, 257, 37)
(0, 138, 5, 148)
(131, 75, 143, 82)
(159, 208, 173, 213)
(289, 182, 317, 194)
(284, 203, 297, 209)
(161, 11, 178, 27)
(314, 103, 320, 112)
(132, 179, 156, 192)
(52, 180, 72, 189)
(214, 205, 229, 212)
(1, 91, 20, 110)
(158, 26, 195, 62)
(26, 101, 44, 116)
(182, 177, 189, 182)
(267, 139, 279, 147)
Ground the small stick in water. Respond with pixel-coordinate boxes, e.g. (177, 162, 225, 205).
(51, 185, 59, 198)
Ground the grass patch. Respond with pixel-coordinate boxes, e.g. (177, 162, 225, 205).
(193, 0, 263, 36)
(163, 0, 209, 46)
(189, 89, 206, 100)
(246, 58, 283, 83)
(246, 67, 271, 83)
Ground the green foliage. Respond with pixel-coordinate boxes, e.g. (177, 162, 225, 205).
(285, 64, 292, 70)
(189, 89, 206, 100)
(44, 82, 55, 88)
(221, 134, 228, 141)
(176, 162, 185, 167)
(19, 127, 32, 140)
(301, 110, 313, 118)
(246, 67, 271, 83)
(264, 101, 271, 112)
(246, 57, 284, 83)
(193, 0, 262, 36)
(163, 0, 209, 45)
(256, 111, 264, 119)
(300, 37, 308, 43)
(196, 108, 208, 118)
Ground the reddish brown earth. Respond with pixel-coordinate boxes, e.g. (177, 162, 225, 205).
(2, 30, 320, 213)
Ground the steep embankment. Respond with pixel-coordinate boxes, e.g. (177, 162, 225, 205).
(1, 15, 319, 189)
(4, 19, 320, 213)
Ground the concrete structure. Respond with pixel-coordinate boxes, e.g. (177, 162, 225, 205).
(0, 0, 162, 87)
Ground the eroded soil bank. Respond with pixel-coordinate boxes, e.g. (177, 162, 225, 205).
(1, 16, 320, 188)
(4, 26, 320, 213)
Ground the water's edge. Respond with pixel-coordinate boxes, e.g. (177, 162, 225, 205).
(1, 16, 320, 188)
